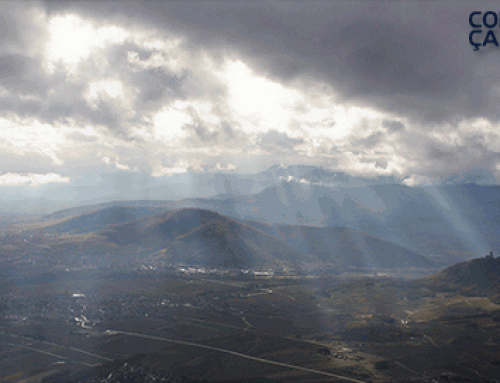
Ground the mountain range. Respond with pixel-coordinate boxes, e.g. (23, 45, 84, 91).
(30, 207, 433, 271)
(4, 165, 491, 215)
(126, 182, 497, 266)
(12, 165, 500, 268)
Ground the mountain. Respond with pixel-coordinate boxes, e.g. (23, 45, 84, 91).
(38, 205, 171, 234)
(425, 253, 500, 297)
(101, 208, 434, 270)
(1, 165, 498, 217)
(39, 200, 173, 221)
(35, 207, 433, 271)
(99, 208, 303, 268)
(163, 182, 500, 265)
(28, 171, 500, 268)
(0, 165, 405, 215)
(263, 225, 433, 269)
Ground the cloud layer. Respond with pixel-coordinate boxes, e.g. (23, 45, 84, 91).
(0, 1, 498, 191)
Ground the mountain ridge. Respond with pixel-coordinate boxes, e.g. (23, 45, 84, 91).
(426, 253, 500, 297)
(35, 207, 434, 271)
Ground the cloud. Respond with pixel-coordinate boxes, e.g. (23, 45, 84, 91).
(102, 155, 130, 170)
(0, 2, 48, 56)
(45, 13, 129, 68)
(214, 162, 237, 171)
(352, 131, 385, 150)
(0, 0, 497, 192)
(0, 172, 70, 187)
(382, 120, 405, 133)
(65, 131, 98, 143)
(35, 1, 490, 124)
(257, 130, 305, 154)
(49, 2, 471, 120)
(151, 159, 204, 177)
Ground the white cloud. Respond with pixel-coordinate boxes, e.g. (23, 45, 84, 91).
(402, 174, 435, 187)
(0, 118, 67, 165)
(214, 162, 237, 171)
(115, 162, 130, 170)
(153, 103, 192, 142)
(216, 60, 302, 134)
(86, 79, 125, 102)
(44, 14, 129, 71)
(0, 172, 70, 187)
(151, 159, 204, 177)
(102, 155, 130, 170)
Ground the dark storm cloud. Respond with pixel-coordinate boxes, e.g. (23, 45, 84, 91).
(0, 54, 59, 97)
(358, 156, 388, 170)
(86, 99, 123, 133)
(183, 121, 219, 143)
(426, 145, 456, 161)
(0, 61, 129, 136)
(382, 120, 405, 133)
(105, 42, 193, 108)
(0, 55, 41, 91)
(0, 54, 76, 122)
(1, 0, 498, 185)
(221, 121, 236, 139)
(353, 131, 385, 150)
(441, 168, 497, 185)
(399, 128, 500, 180)
(0, 4, 51, 114)
(375, 159, 388, 169)
(40, 0, 484, 124)
(0, 35, 215, 140)
(258, 130, 304, 154)
(336, 20, 453, 96)
(181, 119, 249, 150)
(0, 3, 47, 55)
(431, 131, 499, 160)
(78, 40, 227, 140)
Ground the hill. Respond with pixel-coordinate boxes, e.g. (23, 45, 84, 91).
(39, 200, 172, 222)
(266, 225, 433, 269)
(49, 208, 432, 271)
(36, 206, 171, 234)
(425, 253, 500, 297)
(99, 208, 303, 269)
(32, 176, 500, 267)
(165, 182, 500, 266)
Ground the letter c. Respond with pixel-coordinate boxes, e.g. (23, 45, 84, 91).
(469, 30, 482, 50)
(469, 11, 482, 28)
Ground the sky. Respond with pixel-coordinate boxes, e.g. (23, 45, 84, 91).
(1, 0, 500, 197)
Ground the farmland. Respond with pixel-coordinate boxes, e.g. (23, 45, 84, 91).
(0, 265, 499, 382)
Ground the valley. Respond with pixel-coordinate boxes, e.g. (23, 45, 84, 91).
(1, 0, 498, 380)
(1, 180, 500, 382)
(0, 259, 499, 382)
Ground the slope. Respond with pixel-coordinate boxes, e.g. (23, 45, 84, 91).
(96, 208, 432, 270)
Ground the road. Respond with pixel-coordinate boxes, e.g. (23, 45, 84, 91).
(0, 330, 114, 362)
(0, 340, 69, 361)
(109, 329, 367, 383)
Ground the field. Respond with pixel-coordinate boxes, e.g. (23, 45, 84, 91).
(0, 268, 499, 382)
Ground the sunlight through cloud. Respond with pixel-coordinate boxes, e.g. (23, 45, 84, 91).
(45, 14, 129, 70)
